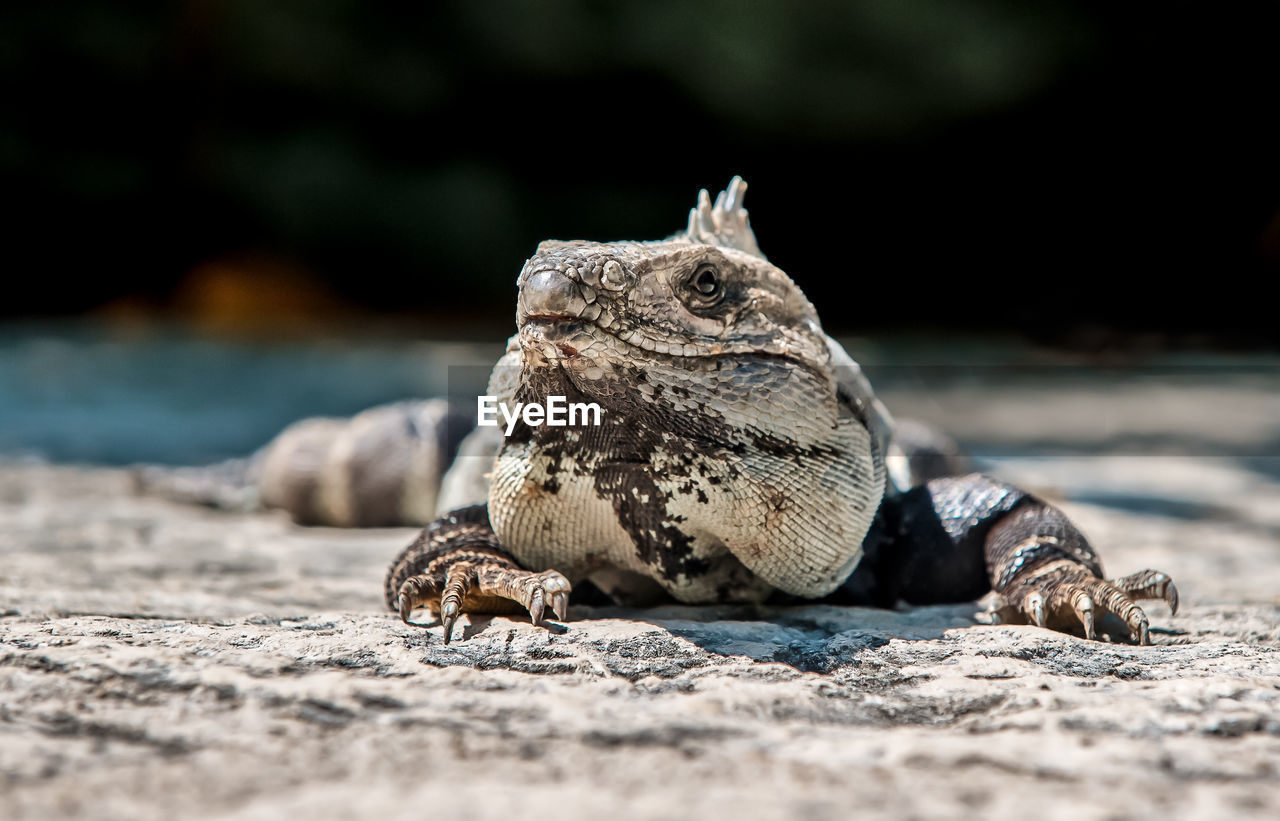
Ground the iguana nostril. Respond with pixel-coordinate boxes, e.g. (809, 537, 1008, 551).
(520, 270, 588, 320)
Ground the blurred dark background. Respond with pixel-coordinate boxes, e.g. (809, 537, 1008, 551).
(4, 0, 1279, 347)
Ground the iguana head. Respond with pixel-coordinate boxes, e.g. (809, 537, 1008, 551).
(514, 177, 830, 379)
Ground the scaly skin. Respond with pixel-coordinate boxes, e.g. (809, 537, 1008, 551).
(134, 399, 471, 527)
(386, 178, 1178, 644)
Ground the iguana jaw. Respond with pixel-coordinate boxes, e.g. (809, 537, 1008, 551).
(517, 318, 590, 365)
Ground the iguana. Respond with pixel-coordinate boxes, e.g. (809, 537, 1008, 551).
(140, 178, 1178, 644)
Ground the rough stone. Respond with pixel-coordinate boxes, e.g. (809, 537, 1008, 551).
(2, 459, 1279, 820)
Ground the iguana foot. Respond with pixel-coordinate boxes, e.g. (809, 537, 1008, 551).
(396, 559, 570, 643)
(991, 559, 1178, 645)
(385, 504, 571, 643)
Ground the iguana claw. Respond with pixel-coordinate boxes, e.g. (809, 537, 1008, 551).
(528, 588, 545, 626)
(1027, 592, 1046, 628)
(440, 601, 460, 644)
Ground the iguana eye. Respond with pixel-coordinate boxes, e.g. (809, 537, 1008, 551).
(693, 264, 720, 296)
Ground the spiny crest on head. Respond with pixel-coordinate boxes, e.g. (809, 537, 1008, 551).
(683, 175, 765, 260)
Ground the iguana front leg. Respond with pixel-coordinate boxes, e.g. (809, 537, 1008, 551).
(861, 474, 1177, 644)
(384, 504, 571, 643)
(983, 502, 1177, 644)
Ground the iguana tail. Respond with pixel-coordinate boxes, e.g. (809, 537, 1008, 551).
(132, 455, 263, 513)
(134, 399, 474, 527)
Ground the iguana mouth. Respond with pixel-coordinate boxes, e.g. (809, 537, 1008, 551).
(520, 316, 585, 333)
(519, 318, 582, 358)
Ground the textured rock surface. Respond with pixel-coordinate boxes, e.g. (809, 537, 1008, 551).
(3, 460, 1280, 820)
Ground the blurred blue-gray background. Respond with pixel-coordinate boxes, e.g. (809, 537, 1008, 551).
(2, 1, 1278, 465)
